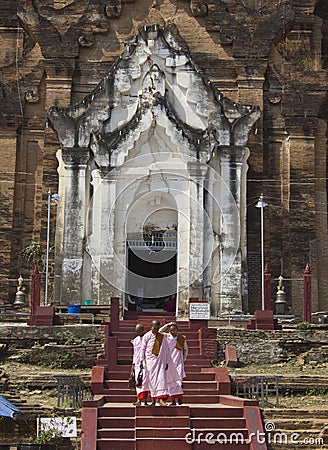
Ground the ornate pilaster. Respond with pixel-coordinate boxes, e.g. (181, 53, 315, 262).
(86, 169, 117, 304)
(58, 147, 90, 304)
(213, 145, 248, 312)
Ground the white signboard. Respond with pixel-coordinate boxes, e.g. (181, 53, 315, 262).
(189, 302, 210, 320)
(38, 416, 77, 438)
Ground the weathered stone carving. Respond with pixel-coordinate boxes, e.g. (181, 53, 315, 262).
(17, 0, 110, 58)
(25, 89, 40, 103)
(48, 25, 259, 312)
(105, 0, 122, 18)
(190, 0, 208, 17)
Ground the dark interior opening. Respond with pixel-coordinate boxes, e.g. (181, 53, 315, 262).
(127, 247, 177, 310)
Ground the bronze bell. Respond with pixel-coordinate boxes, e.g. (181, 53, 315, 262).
(13, 275, 26, 308)
(275, 275, 287, 315)
(13, 289, 26, 308)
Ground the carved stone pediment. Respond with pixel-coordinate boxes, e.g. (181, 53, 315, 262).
(48, 25, 260, 169)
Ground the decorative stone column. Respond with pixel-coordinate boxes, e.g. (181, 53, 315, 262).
(59, 147, 90, 304)
(89, 170, 117, 304)
(215, 145, 247, 312)
(187, 161, 208, 299)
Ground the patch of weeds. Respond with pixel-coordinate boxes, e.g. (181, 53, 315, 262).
(15, 381, 29, 390)
(306, 388, 328, 396)
(256, 330, 267, 338)
(16, 352, 31, 364)
(296, 321, 314, 330)
(44, 352, 77, 369)
(56, 331, 83, 345)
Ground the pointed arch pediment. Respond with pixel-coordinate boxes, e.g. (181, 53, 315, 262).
(48, 25, 260, 168)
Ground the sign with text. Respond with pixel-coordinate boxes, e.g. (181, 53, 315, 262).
(189, 302, 210, 320)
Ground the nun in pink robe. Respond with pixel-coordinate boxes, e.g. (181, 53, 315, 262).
(160, 322, 188, 405)
(140, 320, 179, 406)
(132, 324, 149, 405)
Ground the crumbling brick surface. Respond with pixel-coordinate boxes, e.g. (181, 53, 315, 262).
(0, 1, 327, 312)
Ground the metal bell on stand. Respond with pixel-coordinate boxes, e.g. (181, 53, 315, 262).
(274, 275, 287, 315)
(13, 275, 26, 308)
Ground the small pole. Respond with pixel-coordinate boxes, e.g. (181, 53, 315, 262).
(264, 263, 271, 311)
(45, 190, 51, 306)
(45, 191, 59, 306)
(256, 194, 268, 310)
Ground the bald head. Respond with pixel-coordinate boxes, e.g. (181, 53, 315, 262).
(135, 323, 144, 336)
(151, 320, 160, 334)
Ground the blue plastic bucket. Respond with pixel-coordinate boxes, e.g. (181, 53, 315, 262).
(68, 304, 81, 314)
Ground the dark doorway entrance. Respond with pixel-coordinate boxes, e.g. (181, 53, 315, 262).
(126, 246, 177, 310)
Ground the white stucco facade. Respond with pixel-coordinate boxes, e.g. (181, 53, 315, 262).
(48, 25, 260, 316)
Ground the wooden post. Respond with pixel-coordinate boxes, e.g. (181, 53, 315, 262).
(264, 263, 271, 311)
(110, 297, 120, 332)
(27, 266, 41, 325)
(31, 266, 41, 315)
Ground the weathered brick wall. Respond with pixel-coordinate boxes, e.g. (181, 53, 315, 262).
(0, 0, 327, 312)
(0, 325, 104, 369)
(216, 328, 328, 365)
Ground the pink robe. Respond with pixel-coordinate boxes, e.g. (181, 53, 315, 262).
(140, 330, 179, 399)
(132, 335, 149, 397)
(162, 332, 188, 397)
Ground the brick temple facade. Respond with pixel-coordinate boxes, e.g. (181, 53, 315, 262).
(0, 0, 327, 316)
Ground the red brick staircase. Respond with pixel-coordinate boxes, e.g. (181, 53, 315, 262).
(81, 299, 267, 449)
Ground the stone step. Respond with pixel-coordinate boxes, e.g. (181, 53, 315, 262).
(190, 417, 246, 428)
(104, 371, 216, 383)
(101, 387, 220, 397)
(117, 345, 201, 357)
(101, 394, 221, 404)
(98, 417, 135, 428)
(97, 438, 135, 450)
(113, 330, 200, 340)
(185, 372, 216, 381)
(105, 380, 218, 390)
(104, 371, 132, 380)
(118, 338, 200, 347)
(110, 361, 207, 371)
(184, 357, 212, 364)
(98, 405, 135, 417)
(98, 428, 135, 439)
(135, 427, 191, 439)
(190, 406, 245, 418)
(183, 364, 212, 372)
(136, 405, 190, 417)
(137, 416, 189, 427)
(173, 366, 206, 373)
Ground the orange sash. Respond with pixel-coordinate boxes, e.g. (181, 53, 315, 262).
(175, 334, 186, 351)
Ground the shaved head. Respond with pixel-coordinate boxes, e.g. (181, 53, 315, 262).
(135, 323, 144, 336)
(151, 320, 160, 334)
